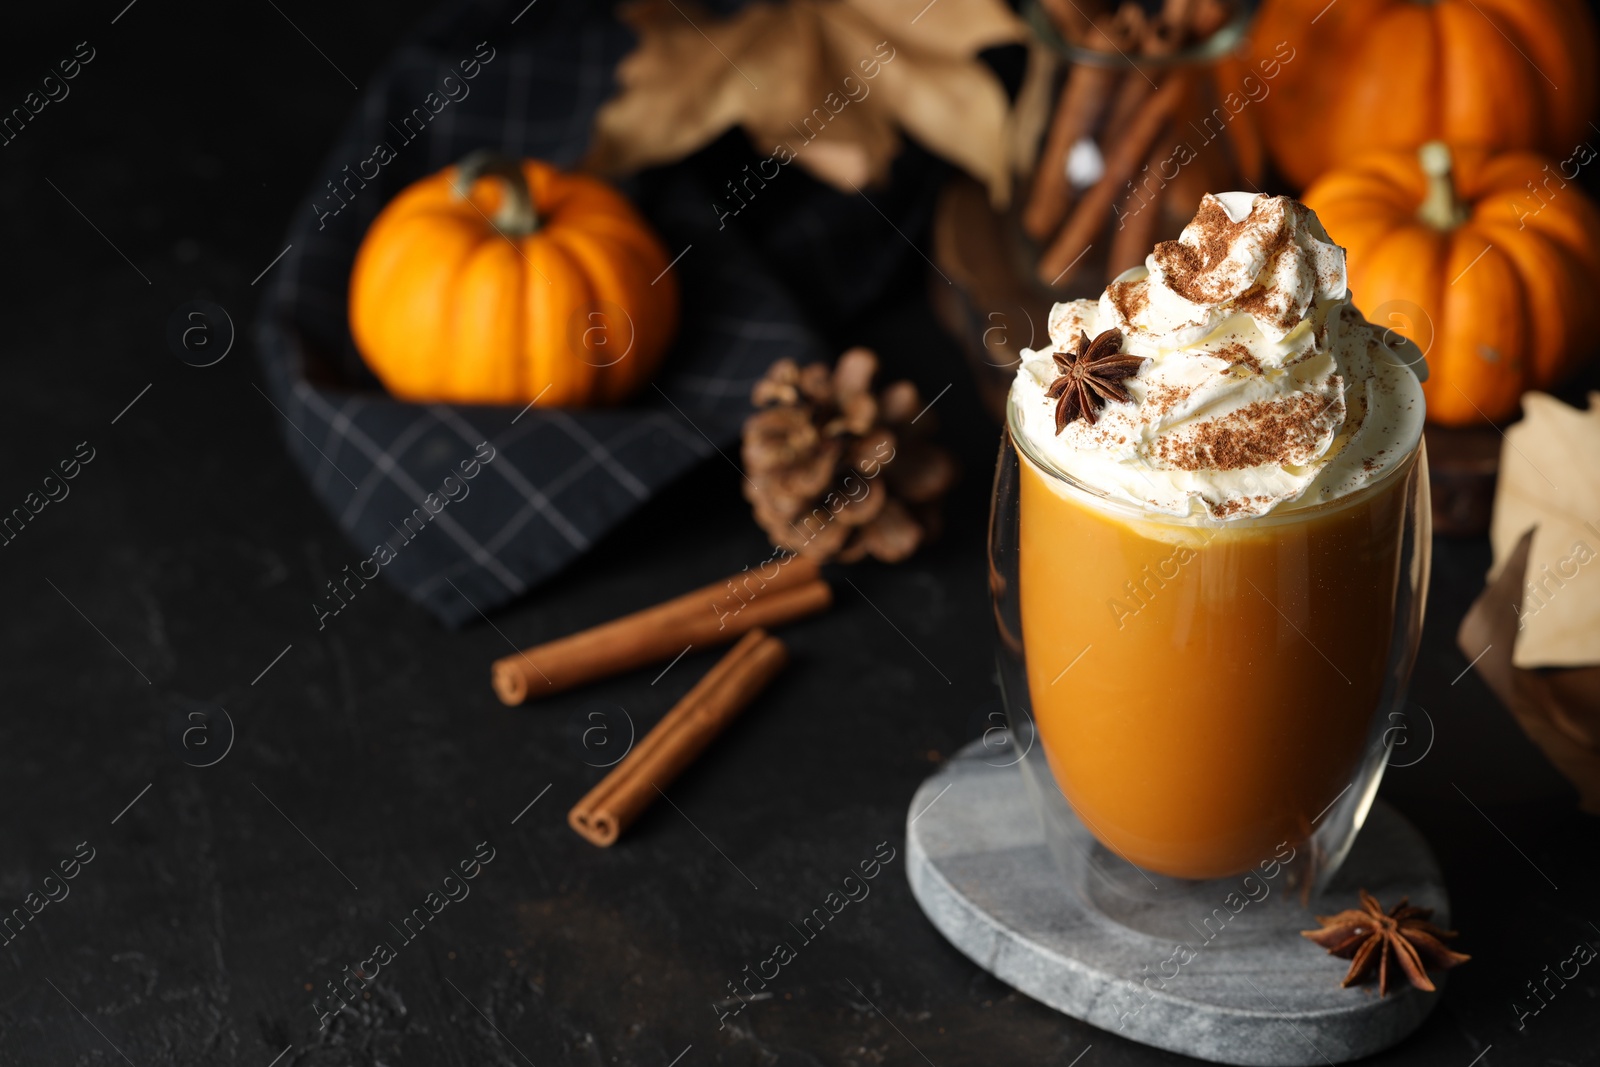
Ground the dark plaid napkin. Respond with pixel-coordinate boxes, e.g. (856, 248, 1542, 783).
(255, 0, 943, 627)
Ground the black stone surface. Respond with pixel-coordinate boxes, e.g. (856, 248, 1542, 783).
(1, 3, 1596, 1065)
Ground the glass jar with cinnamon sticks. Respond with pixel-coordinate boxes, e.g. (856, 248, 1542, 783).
(1021, 0, 1264, 297)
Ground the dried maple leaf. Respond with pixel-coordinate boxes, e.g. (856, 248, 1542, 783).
(586, 0, 1036, 205)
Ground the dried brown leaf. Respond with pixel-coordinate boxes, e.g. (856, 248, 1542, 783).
(587, 0, 1028, 204)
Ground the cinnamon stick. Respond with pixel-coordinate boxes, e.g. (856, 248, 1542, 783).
(568, 629, 787, 847)
(1037, 0, 1107, 41)
(1024, 6, 1139, 244)
(1022, 61, 1121, 243)
(1112, 0, 1150, 45)
(1191, 0, 1235, 40)
(1100, 85, 1153, 164)
(1161, 0, 1197, 33)
(1099, 15, 1181, 158)
(1037, 68, 1192, 289)
(1108, 125, 1171, 277)
(1167, 98, 1235, 217)
(491, 558, 827, 705)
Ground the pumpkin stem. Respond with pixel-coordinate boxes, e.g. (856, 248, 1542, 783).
(453, 150, 540, 236)
(1416, 141, 1468, 231)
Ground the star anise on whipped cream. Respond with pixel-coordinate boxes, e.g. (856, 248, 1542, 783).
(1301, 889, 1470, 997)
(1046, 329, 1145, 433)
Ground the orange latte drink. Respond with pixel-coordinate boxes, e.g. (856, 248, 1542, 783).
(1009, 193, 1425, 881)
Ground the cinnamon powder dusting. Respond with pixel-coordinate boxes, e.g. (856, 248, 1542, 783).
(1213, 342, 1260, 375)
(1144, 383, 1192, 417)
(1151, 392, 1337, 471)
(1107, 278, 1149, 322)
(1234, 284, 1301, 337)
(1210, 495, 1271, 519)
(1150, 197, 1291, 306)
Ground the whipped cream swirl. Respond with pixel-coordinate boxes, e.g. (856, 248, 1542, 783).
(1012, 192, 1426, 520)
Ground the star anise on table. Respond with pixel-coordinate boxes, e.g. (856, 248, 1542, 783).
(1046, 329, 1145, 433)
(1301, 889, 1471, 997)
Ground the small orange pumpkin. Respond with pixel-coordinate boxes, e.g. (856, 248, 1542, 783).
(350, 152, 678, 406)
(1245, 0, 1599, 191)
(1305, 141, 1600, 426)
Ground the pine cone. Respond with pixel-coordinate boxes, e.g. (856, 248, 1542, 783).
(741, 349, 957, 563)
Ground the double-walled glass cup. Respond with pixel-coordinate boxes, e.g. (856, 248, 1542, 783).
(988, 396, 1430, 901)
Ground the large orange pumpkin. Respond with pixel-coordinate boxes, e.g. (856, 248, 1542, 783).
(350, 152, 678, 406)
(1244, 0, 1599, 190)
(1305, 142, 1600, 426)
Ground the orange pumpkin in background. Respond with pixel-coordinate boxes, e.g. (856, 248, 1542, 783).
(1306, 142, 1600, 426)
(1245, 0, 1599, 190)
(350, 152, 679, 406)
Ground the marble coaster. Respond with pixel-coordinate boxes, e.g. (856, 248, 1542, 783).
(906, 737, 1448, 1066)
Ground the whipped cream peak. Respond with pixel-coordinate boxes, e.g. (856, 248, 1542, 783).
(1105, 192, 1347, 351)
(1013, 193, 1425, 521)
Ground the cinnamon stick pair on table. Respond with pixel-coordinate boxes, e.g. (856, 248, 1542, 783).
(569, 628, 788, 847)
(491, 557, 830, 846)
(1025, 0, 1235, 290)
(491, 555, 828, 703)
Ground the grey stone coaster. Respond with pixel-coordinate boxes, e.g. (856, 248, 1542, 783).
(906, 737, 1449, 1066)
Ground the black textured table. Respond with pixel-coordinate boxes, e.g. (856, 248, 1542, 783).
(2, 3, 1595, 1066)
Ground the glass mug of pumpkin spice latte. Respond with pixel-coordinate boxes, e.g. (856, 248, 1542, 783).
(988, 193, 1429, 894)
